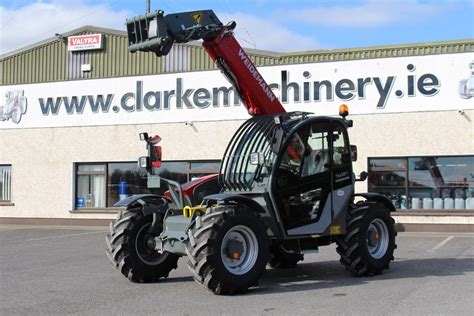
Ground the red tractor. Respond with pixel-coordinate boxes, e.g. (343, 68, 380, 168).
(106, 9, 397, 295)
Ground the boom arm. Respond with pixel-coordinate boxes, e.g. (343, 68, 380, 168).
(126, 10, 286, 116)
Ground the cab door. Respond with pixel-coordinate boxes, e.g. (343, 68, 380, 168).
(272, 120, 334, 235)
(329, 121, 354, 221)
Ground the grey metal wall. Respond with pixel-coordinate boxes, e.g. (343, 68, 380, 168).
(1, 30, 473, 86)
(68, 50, 91, 80)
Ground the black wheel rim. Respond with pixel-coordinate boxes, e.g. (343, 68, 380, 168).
(135, 223, 167, 265)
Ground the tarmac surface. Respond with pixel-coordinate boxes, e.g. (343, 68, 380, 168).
(0, 224, 473, 315)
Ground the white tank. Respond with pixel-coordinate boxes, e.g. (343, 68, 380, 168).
(433, 198, 443, 210)
(466, 198, 474, 210)
(411, 198, 421, 209)
(444, 198, 454, 209)
(455, 198, 465, 209)
(422, 198, 433, 209)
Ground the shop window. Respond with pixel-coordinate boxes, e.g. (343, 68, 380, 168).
(368, 156, 474, 210)
(189, 161, 221, 180)
(75, 160, 220, 209)
(368, 158, 407, 209)
(107, 162, 150, 207)
(76, 164, 106, 208)
(408, 157, 474, 210)
(0, 165, 12, 202)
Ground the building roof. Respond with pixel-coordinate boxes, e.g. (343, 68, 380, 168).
(1, 25, 472, 86)
(2, 25, 472, 60)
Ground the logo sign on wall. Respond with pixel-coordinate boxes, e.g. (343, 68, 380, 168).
(0, 53, 473, 129)
(0, 90, 27, 124)
(459, 62, 474, 99)
(68, 34, 103, 51)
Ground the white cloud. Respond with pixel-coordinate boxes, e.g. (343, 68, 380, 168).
(218, 12, 320, 52)
(285, 0, 448, 27)
(0, 1, 131, 54)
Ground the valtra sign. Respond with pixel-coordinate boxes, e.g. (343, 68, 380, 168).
(68, 34, 103, 51)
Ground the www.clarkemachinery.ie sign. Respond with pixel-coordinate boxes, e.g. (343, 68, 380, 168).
(1, 53, 473, 129)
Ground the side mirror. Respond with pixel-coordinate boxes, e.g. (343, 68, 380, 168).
(350, 145, 358, 162)
(358, 171, 368, 182)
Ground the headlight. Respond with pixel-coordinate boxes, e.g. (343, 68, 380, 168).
(139, 132, 148, 141)
(148, 18, 159, 38)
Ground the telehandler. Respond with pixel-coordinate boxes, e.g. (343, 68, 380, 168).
(106, 9, 397, 295)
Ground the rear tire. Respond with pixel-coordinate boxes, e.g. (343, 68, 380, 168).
(106, 210, 179, 282)
(336, 202, 397, 276)
(186, 205, 270, 295)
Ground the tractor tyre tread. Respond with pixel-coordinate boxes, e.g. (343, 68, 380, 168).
(336, 202, 397, 277)
(186, 205, 269, 295)
(106, 210, 179, 283)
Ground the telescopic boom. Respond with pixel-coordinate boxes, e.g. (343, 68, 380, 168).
(126, 10, 286, 116)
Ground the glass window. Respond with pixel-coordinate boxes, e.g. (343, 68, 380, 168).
(154, 162, 188, 184)
(408, 156, 474, 210)
(75, 160, 220, 209)
(107, 162, 150, 207)
(281, 132, 305, 176)
(302, 127, 329, 177)
(332, 124, 349, 167)
(76, 164, 106, 208)
(368, 156, 474, 210)
(0, 165, 12, 201)
(369, 159, 406, 171)
(190, 162, 221, 171)
(368, 171, 407, 210)
(189, 161, 220, 180)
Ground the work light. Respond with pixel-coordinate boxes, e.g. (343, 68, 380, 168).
(138, 156, 150, 169)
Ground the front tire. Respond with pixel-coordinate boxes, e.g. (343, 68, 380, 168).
(336, 202, 397, 276)
(186, 205, 270, 295)
(106, 210, 179, 282)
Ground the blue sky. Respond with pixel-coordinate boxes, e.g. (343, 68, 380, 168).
(0, 0, 473, 54)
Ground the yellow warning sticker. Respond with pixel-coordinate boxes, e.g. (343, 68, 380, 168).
(192, 13, 203, 24)
(330, 225, 341, 235)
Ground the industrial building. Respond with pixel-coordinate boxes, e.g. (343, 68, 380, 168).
(1, 26, 473, 230)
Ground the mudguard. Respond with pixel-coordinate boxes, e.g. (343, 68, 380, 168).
(113, 194, 169, 216)
(204, 193, 266, 213)
(353, 193, 396, 212)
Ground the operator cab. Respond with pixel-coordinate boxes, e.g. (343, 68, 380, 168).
(219, 109, 354, 238)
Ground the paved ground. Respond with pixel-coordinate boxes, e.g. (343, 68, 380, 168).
(0, 224, 473, 316)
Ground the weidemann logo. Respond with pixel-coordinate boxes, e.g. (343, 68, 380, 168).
(37, 64, 440, 116)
